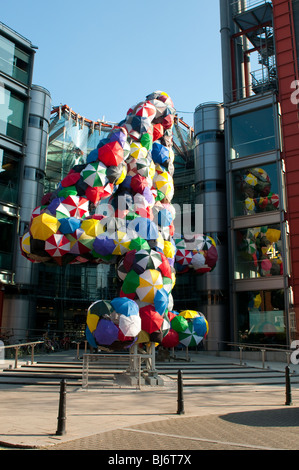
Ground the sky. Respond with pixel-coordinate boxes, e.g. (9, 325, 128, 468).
(1, 0, 223, 127)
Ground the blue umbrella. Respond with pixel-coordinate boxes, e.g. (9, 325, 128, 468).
(85, 326, 97, 348)
(151, 142, 169, 165)
(193, 316, 208, 337)
(158, 208, 173, 227)
(93, 234, 115, 255)
(109, 129, 127, 147)
(111, 297, 139, 316)
(94, 318, 119, 345)
(154, 288, 169, 315)
(128, 217, 159, 240)
(86, 148, 99, 164)
(58, 217, 81, 234)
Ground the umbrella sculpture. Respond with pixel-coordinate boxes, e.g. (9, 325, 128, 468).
(21, 91, 216, 352)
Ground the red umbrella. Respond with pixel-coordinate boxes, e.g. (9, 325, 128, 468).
(61, 172, 81, 188)
(131, 174, 149, 194)
(153, 123, 164, 141)
(45, 233, 71, 257)
(139, 305, 164, 334)
(98, 141, 124, 167)
(62, 195, 89, 218)
(161, 329, 179, 348)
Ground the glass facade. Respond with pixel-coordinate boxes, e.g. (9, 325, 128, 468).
(0, 213, 16, 270)
(0, 148, 20, 205)
(232, 163, 280, 216)
(234, 224, 283, 279)
(230, 107, 276, 159)
(0, 87, 25, 142)
(236, 289, 286, 344)
(0, 34, 31, 85)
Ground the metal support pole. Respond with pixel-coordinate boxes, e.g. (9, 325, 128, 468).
(261, 349, 266, 369)
(56, 379, 67, 435)
(177, 369, 185, 415)
(285, 366, 292, 406)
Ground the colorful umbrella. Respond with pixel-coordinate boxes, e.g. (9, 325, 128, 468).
(136, 269, 163, 303)
(161, 328, 180, 348)
(81, 218, 105, 237)
(58, 217, 81, 234)
(135, 101, 156, 120)
(81, 161, 108, 188)
(88, 299, 114, 317)
(62, 195, 89, 218)
(21, 231, 31, 254)
(154, 287, 169, 315)
(67, 228, 94, 254)
(175, 249, 192, 266)
(179, 310, 199, 319)
(132, 249, 162, 273)
(110, 230, 131, 255)
(130, 142, 148, 160)
(139, 305, 164, 334)
(111, 297, 139, 316)
(94, 318, 119, 345)
(45, 233, 71, 257)
(119, 314, 141, 337)
(193, 315, 208, 337)
(30, 213, 61, 241)
(171, 315, 189, 333)
(98, 141, 124, 167)
(179, 323, 203, 347)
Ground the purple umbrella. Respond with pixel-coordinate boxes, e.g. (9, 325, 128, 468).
(94, 318, 119, 345)
(93, 234, 115, 256)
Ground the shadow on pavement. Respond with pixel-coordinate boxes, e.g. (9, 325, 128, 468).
(220, 407, 299, 427)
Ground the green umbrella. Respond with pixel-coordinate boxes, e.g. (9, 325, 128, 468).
(129, 237, 150, 252)
(179, 323, 203, 347)
(140, 132, 153, 151)
(81, 161, 108, 188)
(121, 270, 140, 294)
(58, 186, 77, 198)
(88, 299, 114, 317)
(171, 315, 189, 333)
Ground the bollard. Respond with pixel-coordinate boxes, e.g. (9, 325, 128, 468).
(56, 379, 67, 435)
(177, 369, 185, 415)
(285, 366, 292, 406)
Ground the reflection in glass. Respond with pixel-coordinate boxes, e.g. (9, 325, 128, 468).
(0, 35, 30, 85)
(230, 107, 276, 159)
(236, 289, 286, 345)
(0, 88, 25, 141)
(234, 224, 283, 279)
(0, 213, 16, 270)
(0, 148, 20, 204)
(233, 164, 279, 216)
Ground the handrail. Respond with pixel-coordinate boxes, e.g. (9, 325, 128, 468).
(220, 341, 292, 368)
(0, 341, 44, 369)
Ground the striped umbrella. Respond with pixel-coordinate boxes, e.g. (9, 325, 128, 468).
(81, 161, 108, 188)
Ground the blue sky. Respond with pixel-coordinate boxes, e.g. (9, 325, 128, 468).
(2, 0, 223, 126)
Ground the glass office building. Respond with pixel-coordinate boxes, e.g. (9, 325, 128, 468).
(0, 22, 51, 339)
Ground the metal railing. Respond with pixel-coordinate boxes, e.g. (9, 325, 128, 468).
(0, 341, 44, 369)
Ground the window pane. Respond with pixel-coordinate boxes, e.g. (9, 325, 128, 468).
(234, 224, 283, 279)
(0, 88, 25, 141)
(0, 35, 30, 85)
(0, 214, 16, 270)
(230, 107, 276, 159)
(0, 148, 20, 204)
(232, 163, 280, 216)
(236, 290, 286, 345)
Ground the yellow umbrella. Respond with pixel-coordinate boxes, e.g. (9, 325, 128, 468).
(86, 313, 99, 333)
(266, 228, 281, 244)
(136, 269, 163, 303)
(21, 231, 31, 254)
(130, 142, 148, 160)
(154, 171, 174, 197)
(30, 213, 60, 241)
(112, 230, 131, 255)
(81, 218, 105, 237)
(136, 330, 150, 344)
(179, 310, 199, 319)
(163, 240, 175, 259)
(115, 165, 127, 185)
